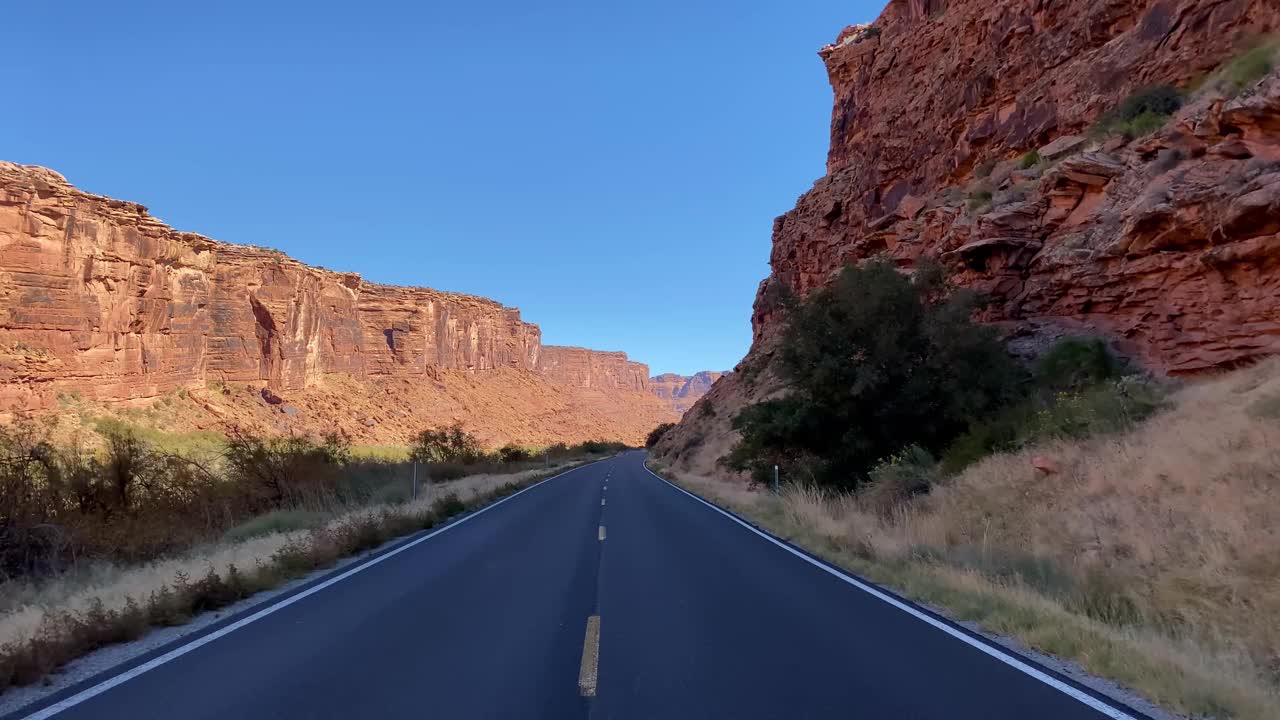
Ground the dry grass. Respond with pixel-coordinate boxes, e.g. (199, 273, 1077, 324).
(659, 359, 1280, 720)
(0, 463, 572, 667)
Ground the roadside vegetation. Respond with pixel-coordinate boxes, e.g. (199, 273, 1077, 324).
(0, 420, 623, 691)
(722, 259, 1162, 490)
(645, 422, 676, 449)
(685, 258, 1279, 718)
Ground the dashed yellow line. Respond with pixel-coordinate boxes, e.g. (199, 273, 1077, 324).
(598, 525, 606, 541)
(601, 498, 606, 506)
(578, 615, 601, 697)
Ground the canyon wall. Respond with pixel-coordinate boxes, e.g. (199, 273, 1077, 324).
(649, 371, 726, 413)
(0, 161, 676, 445)
(758, 0, 1280, 374)
(536, 346, 650, 391)
(660, 0, 1280, 473)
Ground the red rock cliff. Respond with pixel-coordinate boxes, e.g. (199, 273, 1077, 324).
(0, 162, 677, 444)
(0, 162, 547, 410)
(649, 371, 726, 413)
(536, 346, 650, 391)
(756, 0, 1280, 374)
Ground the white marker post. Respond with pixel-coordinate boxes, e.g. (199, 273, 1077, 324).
(412, 462, 418, 501)
(773, 465, 779, 495)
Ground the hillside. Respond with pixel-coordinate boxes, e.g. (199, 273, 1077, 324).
(0, 162, 676, 446)
(660, 0, 1280, 474)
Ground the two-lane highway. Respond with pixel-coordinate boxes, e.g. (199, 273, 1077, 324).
(10, 452, 1143, 720)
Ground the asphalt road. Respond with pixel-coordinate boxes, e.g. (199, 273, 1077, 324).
(11, 451, 1142, 720)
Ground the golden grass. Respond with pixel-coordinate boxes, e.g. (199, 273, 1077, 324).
(658, 359, 1280, 720)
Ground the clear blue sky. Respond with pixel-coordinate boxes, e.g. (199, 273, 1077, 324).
(5, 1, 881, 376)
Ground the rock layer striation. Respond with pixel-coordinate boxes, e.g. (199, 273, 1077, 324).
(0, 162, 674, 444)
(649, 371, 726, 413)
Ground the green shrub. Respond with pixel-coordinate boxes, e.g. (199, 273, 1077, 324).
(1035, 338, 1119, 391)
(1018, 149, 1041, 169)
(724, 259, 1024, 489)
(941, 376, 1165, 474)
(496, 444, 532, 464)
(1116, 85, 1182, 121)
(940, 339, 1160, 474)
(1212, 42, 1277, 96)
(860, 445, 939, 515)
(967, 188, 994, 212)
(646, 422, 676, 448)
(574, 439, 625, 455)
(1028, 379, 1164, 442)
(1092, 86, 1182, 139)
(410, 423, 485, 464)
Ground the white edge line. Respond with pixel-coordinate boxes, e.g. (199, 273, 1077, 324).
(642, 462, 1136, 720)
(20, 460, 605, 720)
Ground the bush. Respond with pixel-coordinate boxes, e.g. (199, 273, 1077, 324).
(724, 259, 1024, 489)
(574, 440, 624, 455)
(646, 422, 676, 448)
(860, 445, 939, 516)
(1018, 149, 1041, 169)
(224, 430, 350, 511)
(1115, 85, 1182, 122)
(1093, 85, 1182, 139)
(410, 423, 485, 464)
(1211, 42, 1277, 96)
(940, 375, 1164, 474)
(1035, 338, 1118, 391)
(967, 188, 994, 212)
(497, 444, 532, 464)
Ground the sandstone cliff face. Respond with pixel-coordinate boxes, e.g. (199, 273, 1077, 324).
(536, 346, 650, 392)
(0, 162, 676, 445)
(649, 371, 726, 413)
(661, 0, 1280, 473)
(759, 0, 1280, 374)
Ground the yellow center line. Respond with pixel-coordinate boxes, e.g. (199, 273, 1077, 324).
(578, 615, 601, 697)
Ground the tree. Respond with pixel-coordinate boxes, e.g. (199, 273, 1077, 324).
(410, 423, 485, 464)
(724, 259, 1023, 489)
(645, 423, 676, 448)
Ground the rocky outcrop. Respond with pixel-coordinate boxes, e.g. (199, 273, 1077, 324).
(649, 371, 726, 413)
(661, 0, 1280, 473)
(757, 0, 1280, 374)
(0, 162, 677, 444)
(536, 347, 650, 391)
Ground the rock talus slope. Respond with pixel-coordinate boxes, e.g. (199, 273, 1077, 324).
(0, 162, 675, 445)
(660, 0, 1280, 473)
